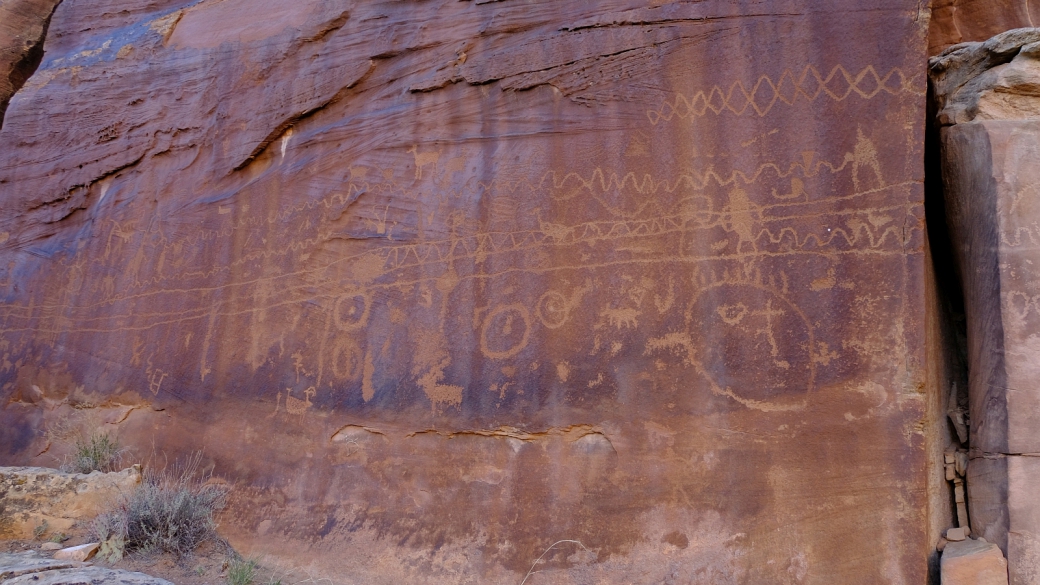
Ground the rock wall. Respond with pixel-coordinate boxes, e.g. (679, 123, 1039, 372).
(928, 0, 1040, 55)
(0, 0, 62, 130)
(0, 1, 933, 583)
(932, 28, 1040, 585)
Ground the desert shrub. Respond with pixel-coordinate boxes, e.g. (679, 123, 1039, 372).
(226, 556, 259, 585)
(91, 453, 227, 559)
(62, 431, 124, 474)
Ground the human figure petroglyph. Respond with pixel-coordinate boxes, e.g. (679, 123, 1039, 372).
(104, 221, 135, 260)
(723, 188, 758, 253)
(848, 128, 884, 191)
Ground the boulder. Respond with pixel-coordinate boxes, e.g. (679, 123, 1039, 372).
(0, 466, 141, 539)
(52, 543, 99, 562)
(0, 551, 171, 585)
(0, 551, 83, 581)
(942, 539, 1009, 585)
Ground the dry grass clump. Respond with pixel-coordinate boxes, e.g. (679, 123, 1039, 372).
(225, 556, 260, 585)
(61, 431, 125, 474)
(91, 452, 227, 560)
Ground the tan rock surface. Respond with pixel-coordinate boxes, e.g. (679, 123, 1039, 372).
(0, 551, 172, 585)
(928, 0, 1040, 56)
(0, 1, 933, 582)
(0, 551, 83, 581)
(0, 467, 141, 539)
(51, 543, 98, 562)
(933, 27, 1040, 585)
(942, 539, 1009, 585)
(2, 567, 173, 585)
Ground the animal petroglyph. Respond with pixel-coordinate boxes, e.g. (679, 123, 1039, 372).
(601, 307, 640, 330)
(285, 386, 315, 416)
(408, 145, 440, 180)
(418, 357, 463, 409)
(771, 177, 806, 201)
(724, 188, 758, 253)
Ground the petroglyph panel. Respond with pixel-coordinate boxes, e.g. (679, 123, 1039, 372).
(0, 2, 931, 583)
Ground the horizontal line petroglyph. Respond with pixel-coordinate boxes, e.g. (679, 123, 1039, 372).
(0, 246, 916, 337)
(0, 198, 919, 322)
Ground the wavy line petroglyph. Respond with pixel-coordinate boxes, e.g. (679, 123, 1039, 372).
(0, 138, 902, 326)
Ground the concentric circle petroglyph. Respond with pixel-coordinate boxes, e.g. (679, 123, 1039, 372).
(536, 291, 571, 329)
(333, 291, 371, 331)
(480, 303, 531, 360)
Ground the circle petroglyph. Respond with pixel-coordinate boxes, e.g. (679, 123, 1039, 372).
(480, 303, 531, 360)
(536, 291, 570, 329)
(684, 282, 814, 409)
(333, 291, 371, 331)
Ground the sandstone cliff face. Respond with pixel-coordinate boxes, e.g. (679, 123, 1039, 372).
(928, 0, 1040, 55)
(0, 1, 931, 582)
(0, 0, 63, 129)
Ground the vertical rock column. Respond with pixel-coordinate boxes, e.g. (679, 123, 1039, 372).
(932, 28, 1040, 584)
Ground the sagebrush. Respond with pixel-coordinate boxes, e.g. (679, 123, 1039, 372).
(91, 452, 227, 558)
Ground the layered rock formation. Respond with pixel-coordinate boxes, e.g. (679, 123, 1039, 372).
(0, 551, 172, 585)
(932, 27, 1040, 585)
(0, 466, 142, 539)
(1, 1, 934, 582)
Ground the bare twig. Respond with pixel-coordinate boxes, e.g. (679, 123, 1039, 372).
(519, 540, 590, 585)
